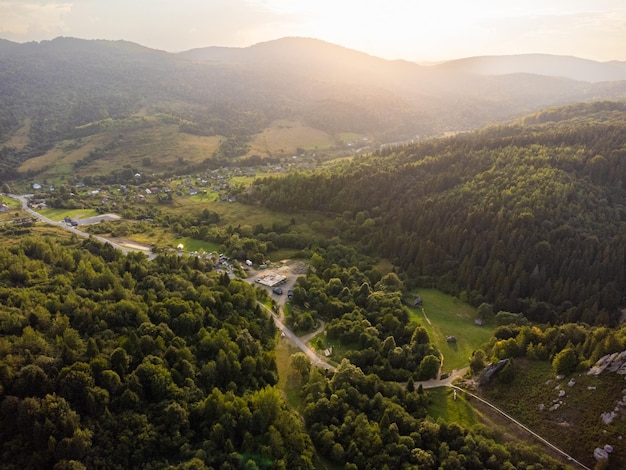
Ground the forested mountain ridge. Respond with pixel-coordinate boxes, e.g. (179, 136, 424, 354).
(2, 37, 626, 181)
(250, 101, 626, 325)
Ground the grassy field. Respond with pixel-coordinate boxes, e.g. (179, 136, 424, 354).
(268, 249, 302, 262)
(6, 118, 31, 150)
(481, 359, 626, 469)
(39, 208, 99, 221)
(426, 387, 480, 426)
(248, 120, 335, 156)
(275, 339, 305, 410)
(18, 115, 224, 182)
(172, 237, 221, 253)
(408, 289, 495, 373)
(336, 132, 365, 144)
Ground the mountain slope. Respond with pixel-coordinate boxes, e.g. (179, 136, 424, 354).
(2, 37, 626, 181)
(251, 101, 626, 324)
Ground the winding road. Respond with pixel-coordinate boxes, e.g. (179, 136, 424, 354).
(8, 194, 155, 259)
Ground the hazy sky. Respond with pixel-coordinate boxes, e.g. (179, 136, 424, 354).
(1, 0, 625, 62)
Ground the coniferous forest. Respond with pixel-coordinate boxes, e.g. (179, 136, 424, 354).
(250, 102, 626, 326)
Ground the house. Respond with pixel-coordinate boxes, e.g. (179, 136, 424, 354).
(474, 318, 485, 326)
(0, 203, 9, 213)
(446, 335, 457, 343)
(413, 296, 423, 307)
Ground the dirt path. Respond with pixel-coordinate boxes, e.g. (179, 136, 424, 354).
(300, 320, 326, 344)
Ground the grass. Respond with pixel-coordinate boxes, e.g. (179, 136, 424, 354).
(248, 120, 335, 156)
(274, 339, 305, 410)
(171, 237, 221, 253)
(268, 249, 302, 262)
(336, 132, 364, 144)
(18, 115, 224, 181)
(6, 118, 31, 150)
(38, 208, 99, 221)
(373, 258, 394, 274)
(481, 359, 626, 469)
(408, 288, 495, 373)
(426, 387, 480, 426)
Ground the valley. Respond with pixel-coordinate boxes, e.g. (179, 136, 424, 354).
(0, 35, 625, 469)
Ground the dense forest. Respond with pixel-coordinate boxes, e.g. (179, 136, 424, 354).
(0, 235, 313, 469)
(250, 101, 626, 325)
(0, 233, 579, 469)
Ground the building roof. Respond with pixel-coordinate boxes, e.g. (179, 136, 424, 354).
(256, 273, 287, 287)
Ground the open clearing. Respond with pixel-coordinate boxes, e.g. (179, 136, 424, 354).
(408, 289, 495, 373)
(248, 120, 335, 156)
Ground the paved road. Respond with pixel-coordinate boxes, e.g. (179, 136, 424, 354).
(257, 302, 335, 371)
(8, 194, 155, 259)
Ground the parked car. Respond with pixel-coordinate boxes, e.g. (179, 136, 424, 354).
(272, 287, 283, 295)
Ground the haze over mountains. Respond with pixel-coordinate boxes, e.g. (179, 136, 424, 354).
(184, 38, 626, 83)
(1, 36, 626, 179)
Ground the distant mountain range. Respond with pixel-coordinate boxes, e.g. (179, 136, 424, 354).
(183, 38, 626, 83)
(435, 53, 626, 83)
(1, 36, 626, 178)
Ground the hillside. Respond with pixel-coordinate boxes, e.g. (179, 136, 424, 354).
(2, 37, 626, 182)
(250, 101, 626, 325)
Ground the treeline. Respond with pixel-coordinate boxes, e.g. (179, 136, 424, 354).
(0, 236, 314, 469)
(250, 102, 626, 325)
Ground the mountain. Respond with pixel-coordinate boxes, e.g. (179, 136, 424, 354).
(1, 36, 626, 180)
(250, 101, 626, 325)
(435, 53, 626, 83)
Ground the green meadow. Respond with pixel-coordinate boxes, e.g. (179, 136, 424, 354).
(39, 207, 100, 221)
(426, 387, 480, 426)
(408, 289, 495, 373)
(172, 237, 221, 253)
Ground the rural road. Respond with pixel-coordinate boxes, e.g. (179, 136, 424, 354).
(256, 301, 336, 372)
(8, 194, 155, 259)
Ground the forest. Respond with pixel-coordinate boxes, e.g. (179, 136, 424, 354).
(2, 38, 626, 466)
(249, 101, 626, 326)
(1, 232, 591, 469)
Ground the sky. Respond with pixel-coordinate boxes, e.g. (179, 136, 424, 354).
(1, 0, 625, 62)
